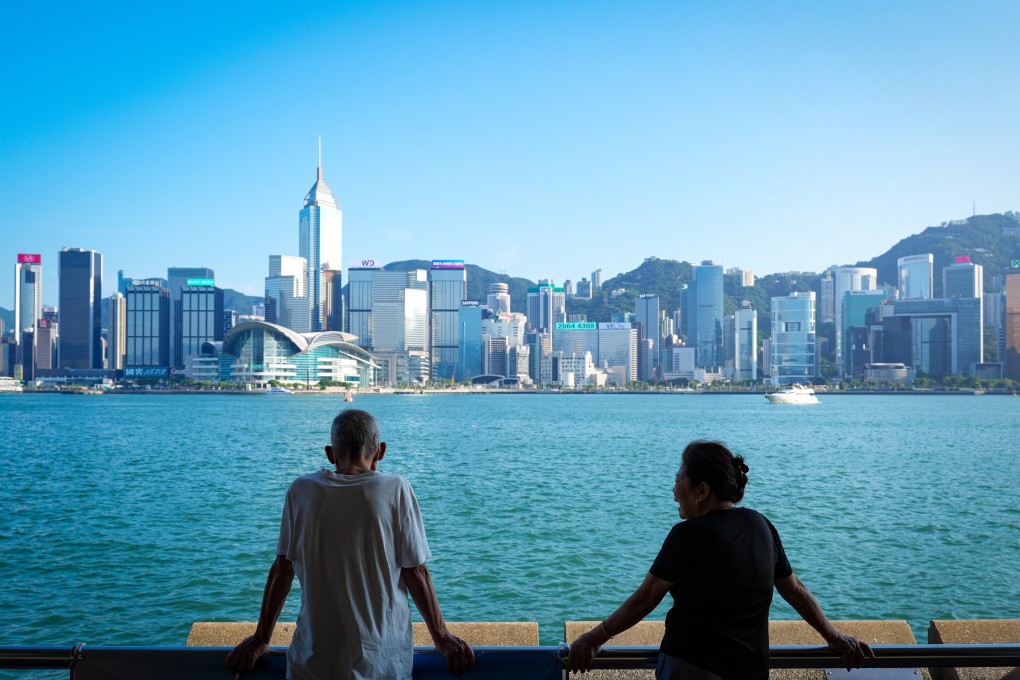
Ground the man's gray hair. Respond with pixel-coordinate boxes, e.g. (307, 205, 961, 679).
(330, 409, 380, 462)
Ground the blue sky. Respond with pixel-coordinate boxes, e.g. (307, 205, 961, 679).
(2, 1, 1018, 307)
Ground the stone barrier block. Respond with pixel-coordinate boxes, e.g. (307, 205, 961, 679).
(187, 621, 538, 647)
(928, 620, 1020, 680)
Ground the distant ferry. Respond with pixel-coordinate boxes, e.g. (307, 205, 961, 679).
(766, 384, 819, 405)
(0, 377, 24, 393)
(264, 386, 294, 395)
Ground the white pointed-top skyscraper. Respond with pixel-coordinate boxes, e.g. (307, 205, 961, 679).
(299, 138, 343, 331)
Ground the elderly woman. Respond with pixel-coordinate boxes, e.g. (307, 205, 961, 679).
(567, 440, 874, 679)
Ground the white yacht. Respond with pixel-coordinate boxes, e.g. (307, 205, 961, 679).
(0, 377, 24, 393)
(264, 386, 294, 395)
(766, 384, 819, 404)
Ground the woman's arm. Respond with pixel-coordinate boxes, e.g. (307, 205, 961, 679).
(775, 573, 874, 670)
(565, 572, 673, 673)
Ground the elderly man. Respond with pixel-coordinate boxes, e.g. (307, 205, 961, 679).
(227, 409, 475, 679)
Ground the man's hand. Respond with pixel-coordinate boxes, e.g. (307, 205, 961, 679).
(826, 632, 875, 671)
(565, 631, 602, 674)
(434, 631, 475, 676)
(225, 635, 270, 675)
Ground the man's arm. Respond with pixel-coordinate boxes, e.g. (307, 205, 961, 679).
(775, 572, 874, 670)
(402, 563, 475, 676)
(226, 554, 295, 674)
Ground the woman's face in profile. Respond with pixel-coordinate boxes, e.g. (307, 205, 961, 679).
(673, 465, 698, 520)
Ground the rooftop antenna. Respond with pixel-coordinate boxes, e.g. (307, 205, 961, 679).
(317, 136, 323, 180)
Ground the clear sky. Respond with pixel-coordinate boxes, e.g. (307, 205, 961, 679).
(2, 1, 1018, 307)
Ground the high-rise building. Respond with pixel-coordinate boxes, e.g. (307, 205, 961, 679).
(841, 290, 887, 378)
(833, 267, 877, 372)
(265, 255, 310, 332)
(943, 261, 984, 299)
(770, 291, 816, 385)
(370, 270, 429, 353)
(167, 267, 215, 367)
(58, 248, 103, 369)
(347, 266, 378, 347)
(819, 272, 835, 325)
(487, 283, 511, 314)
(526, 280, 566, 337)
(14, 254, 42, 367)
(889, 297, 983, 376)
(125, 279, 170, 373)
(108, 292, 127, 371)
(179, 284, 224, 366)
(688, 261, 724, 369)
(35, 318, 57, 371)
(457, 301, 483, 381)
(575, 278, 593, 299)
(298, 152, 342, 331)
(734, 301, 757, 382)
(897, 254, 934, 300)
(1005, 269, 1020, 381)
(483, 312, 527, 346)
(635, 294, 660, 381)
(591, 269, 603, 291)
(429, 261, 468, 380)
(322, 268, 343, 331)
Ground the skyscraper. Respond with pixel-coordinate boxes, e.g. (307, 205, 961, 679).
(14, 254, 42, 372)
(179, 284, 224, 365)
(167, 266, 215, 367)
(265, 255, 310, 332)
(833, 266, 877, 372)
(347, 265, 378, 347)
(322, 268, 343, 331)
(298, 149, 342, 332)
(734, 301, 757, 382)
(635, 294, 660, 381)
(770, 291, 816, 385)
(897, 254, 934, 300)
(58, 248, 103, 369)
(108, 292, 127, 371)
(943, 261, 984, 299)
(526, 280, 565, 336)
(1005, 268, 1020, 381)
(689, 261, 724, 368)
(125, 280, 170, 372)
(487, 283, 511, 314)
(429, 261, 468, 380)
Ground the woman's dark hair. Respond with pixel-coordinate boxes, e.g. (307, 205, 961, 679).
(681, 440, 749, 503)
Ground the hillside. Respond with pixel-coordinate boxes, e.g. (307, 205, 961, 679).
(383, 260, 535, 314)
(856, 212, 1020, 294)
(223, 288, 264, 315)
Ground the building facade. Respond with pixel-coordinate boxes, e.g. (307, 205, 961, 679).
(179, 284, 224, 367)
(833, 266, 877, 373)
(635, 294, 660, 381)
(265, 255, 310, 333)
(167, 266, 215, 367)
(897, 254, 934, 300)
(108, 292, 127, 371)
(688, 261, 724, 368)
(298, 161, 343, 331)
(1005, 269, 1020, 380)
(429, 262, 468, 380)
(125, 280, 171, 375)
(770, 291, 816, 385)
(58, 248, 103, 369)
(943, 261, 984, 299)
(734, 302, 757, 382)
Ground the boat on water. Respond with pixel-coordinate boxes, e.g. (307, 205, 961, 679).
(765, 383, 819, 404)
(0, 377, 24, 393)
(264, 386, 294, 395)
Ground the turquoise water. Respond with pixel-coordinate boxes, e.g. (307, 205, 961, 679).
(1, 393, 1018, 657)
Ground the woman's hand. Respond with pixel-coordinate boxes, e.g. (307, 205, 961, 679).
(825, 632, 875, 670)
(565, 631, 603, 674)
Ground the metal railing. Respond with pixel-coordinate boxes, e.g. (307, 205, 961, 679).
(1, 643, 1018, 677)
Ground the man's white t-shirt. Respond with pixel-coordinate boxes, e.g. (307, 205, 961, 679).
(277, 469, 431, 680)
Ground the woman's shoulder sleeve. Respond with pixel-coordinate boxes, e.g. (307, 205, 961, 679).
(649, 522, 689, 582)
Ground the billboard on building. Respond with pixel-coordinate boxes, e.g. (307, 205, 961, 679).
(186, 278, 214, 287)
(555, 322, 597, 331)
(432, 260, 465, 269)
(17, 254, 41, 264)
(349, 259, 382, 268)
(124, 366, 169, 378)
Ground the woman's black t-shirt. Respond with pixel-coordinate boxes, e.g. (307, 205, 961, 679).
(649, 508, 793, 680)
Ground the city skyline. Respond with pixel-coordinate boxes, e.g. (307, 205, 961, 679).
(3, 2, 1020, 308)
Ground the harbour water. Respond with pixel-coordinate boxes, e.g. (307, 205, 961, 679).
(1, 393, 1018, 658)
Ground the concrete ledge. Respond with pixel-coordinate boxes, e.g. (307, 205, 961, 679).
(928, 620, 1020, 680)
(186, 621, 539, 647)
(563, 620, 919, 680)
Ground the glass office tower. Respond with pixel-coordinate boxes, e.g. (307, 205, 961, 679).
(689, 261, 723, 368)
(298, 157, 342, 332)
(770, 291, 816, 385)
(58, 248, 103, 369)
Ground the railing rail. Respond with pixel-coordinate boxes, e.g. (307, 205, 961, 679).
(1, 643, 1018, 674)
